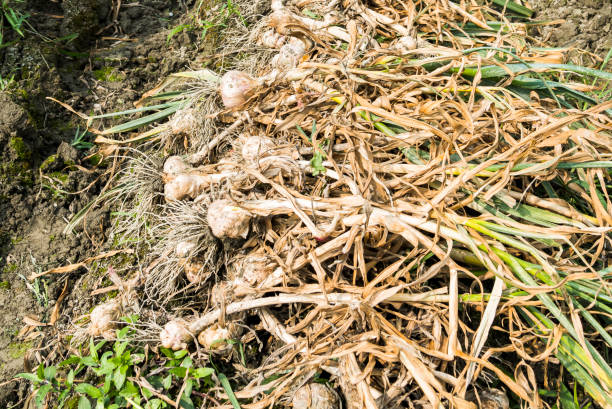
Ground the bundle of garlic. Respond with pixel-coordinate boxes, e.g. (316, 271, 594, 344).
(92, 0, 612, 407)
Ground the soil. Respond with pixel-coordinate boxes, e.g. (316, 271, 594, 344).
(530, 0, 612, 60)
(0, 0, 610, 407)
(0, 0, 203, 405)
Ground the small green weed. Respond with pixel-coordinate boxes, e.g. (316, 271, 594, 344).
(71, 126, 94, 150)
(296, 122, 328, 176)
(17, 317, 217, 409)
(0, 72, 14, 90)
(18, 272, 49, 308)
(168, 0, 246, 43)
(0, 0, 28, 47)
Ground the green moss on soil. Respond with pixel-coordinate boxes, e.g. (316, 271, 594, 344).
(8, 137, 31, 161)
(49, 171, 69, 184)
(2, 263, 18, 274)
(93, 66, 125, 82)
(39, 154, 58, 172)
(0, 281, 10, 289)
(8, 341, 33, 359)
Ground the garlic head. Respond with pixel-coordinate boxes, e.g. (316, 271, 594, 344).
(219, 71, 259, 110)
(207, 200, 252, 239)
(160, 320, 192, 350)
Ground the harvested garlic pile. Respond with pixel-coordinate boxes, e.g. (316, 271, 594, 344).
(160, 319, 193, 350)
(88, 300, 121, 339)
(292, 383, 339, 409)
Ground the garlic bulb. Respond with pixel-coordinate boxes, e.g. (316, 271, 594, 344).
(164, 173, 208, 202)
(392, 35, 417, 53)
(238, 253, 277, 286)
(169, 108, 199, 135)
(272, 37, 307, 69)
(164, 156, 190, 175)
(176, 240, 197, 258)
(207, 199, 252, 239)
(293, 383, 339, 409)
(219, 71, 259, 110)
(197, 324, 231, 349)
(183, 261, 208, 284)
(241, 135, 276, 163)
(211, 281, 234, 307)
(160, 319, 192, 350)
(89, 300, 121, 339)
(260, 29, 286, 48)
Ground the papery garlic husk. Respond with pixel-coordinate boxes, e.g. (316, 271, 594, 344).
(260, 29, 286, 48)
(211, 281, 235, 307)
(164, 155, 190, 175)
(182, 260, 209, 284)
(89, 299, 121, 339)
(160, 319, 193, 350)
(207, 199, 252, 239)
(219, 70, 259, 110)
(271, 37, 307, 69)
(293, 383, 339, 409)
(169, 108, 199, 135)
(391, 35, 417, 53)
(236, 253, 277, 287)
(176, 240, 198, 258)
(241, 135, 276, 163)
(268, 9, 299, 35)
(197, 323, 241, 350)
(164, 173, 209, 202)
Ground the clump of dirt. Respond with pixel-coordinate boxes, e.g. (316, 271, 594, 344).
(0, 0, 205, 405)
(530, 0, 612, 60)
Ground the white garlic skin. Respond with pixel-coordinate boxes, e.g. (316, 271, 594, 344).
(240, 254, 276, 286)
(197, 325, 231, 349)
(164, 156, 190, 175)
(164, 174, 208, 202)
(392, 36, 417, 53)
(207, 199, 252, 239)
(260, 29, 286, 48)
(89, 300, 121, 339)
(241, 135, 276, 163)
(176, 241, 197, 258)
(293, 383, 338, 409)
(160, 320, 192, 350)
(271, 37, 307, 69)
(219, 71, 259, 110)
